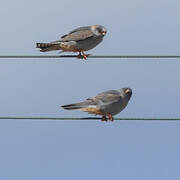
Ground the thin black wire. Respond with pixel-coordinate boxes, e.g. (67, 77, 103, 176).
(0, 55, 180, 59)
(0, 117, 180, 121)
(0, 55, 179, 120)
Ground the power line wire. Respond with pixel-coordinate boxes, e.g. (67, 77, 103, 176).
(0, 55, 180, 59)
(0, 55, 179, 120)
(0, 117, 180, 120)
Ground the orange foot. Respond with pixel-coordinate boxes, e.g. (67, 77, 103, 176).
(101, 115, 108, 122)
(107, 113, 114, 121)
(77, 52, 90, 60)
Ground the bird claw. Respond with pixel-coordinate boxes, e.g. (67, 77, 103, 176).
(84, 54, 90, 58)
(77, 53, 83, 59)
(77, 53, 90, 60)
(101, 114, 114, 122)
(107, 113, 114, 121)
(101, 115, 108, 122)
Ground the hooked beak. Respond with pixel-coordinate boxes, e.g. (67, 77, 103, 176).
(102, 31, 107, 36)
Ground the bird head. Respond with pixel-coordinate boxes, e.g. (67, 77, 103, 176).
(118, 88, 132, 100)
(91, 25, 107, 36)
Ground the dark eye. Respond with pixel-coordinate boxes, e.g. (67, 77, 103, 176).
(127, 90, 132, 96)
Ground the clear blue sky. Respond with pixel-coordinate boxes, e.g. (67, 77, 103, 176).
(0, 0, 180, 179)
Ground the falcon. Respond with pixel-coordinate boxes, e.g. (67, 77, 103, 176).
(36, 25, 107, 60)
(61, 88, 132, 121)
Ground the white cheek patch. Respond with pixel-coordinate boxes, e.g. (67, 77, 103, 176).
(125, 89, 131, 94)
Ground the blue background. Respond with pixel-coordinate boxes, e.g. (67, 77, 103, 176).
(0, 0, 180, 179)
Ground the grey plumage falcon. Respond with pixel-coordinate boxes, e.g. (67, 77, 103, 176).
(36, 25, 107, 60)
(61, 88, 132, 121)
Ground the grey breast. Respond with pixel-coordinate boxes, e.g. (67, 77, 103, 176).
(95, 90, 127, 115)
(74, 36, 103, 51)
(101, 100, 126, 115)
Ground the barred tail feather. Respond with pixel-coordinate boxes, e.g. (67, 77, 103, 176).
(36, 42, 61, 52)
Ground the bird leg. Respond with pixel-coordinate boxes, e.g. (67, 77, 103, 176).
(101, 115, 108, 122)
(77, 51, 90, 60)
(77, 52, 84, 59)
(81, 51, 90, 60)
(107, 113, 114, 121)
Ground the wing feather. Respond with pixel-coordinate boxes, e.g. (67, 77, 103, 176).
(68, 26, 91, 34)
(60, 29, 94, 42)
(87, 90, 122, 104)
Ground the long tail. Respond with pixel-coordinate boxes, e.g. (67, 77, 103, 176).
(36, 42, 61, 52)
(61, 101, 103, 115)
(61, 100, 96, 110)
